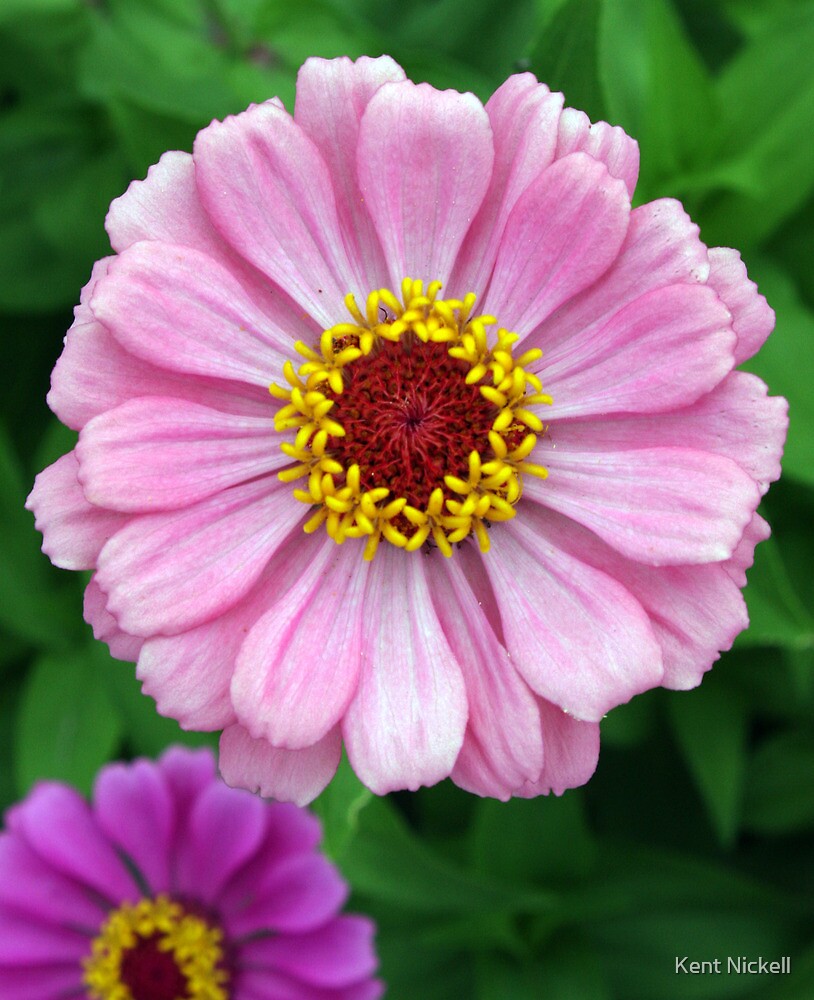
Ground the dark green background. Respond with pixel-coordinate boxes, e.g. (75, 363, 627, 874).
(1, 0, 813, 996)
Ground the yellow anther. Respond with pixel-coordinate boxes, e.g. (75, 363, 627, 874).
(270, 278, 551, 559)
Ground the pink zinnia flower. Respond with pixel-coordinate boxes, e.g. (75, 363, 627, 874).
(28, 56, 787, 803)
(0, 746, 381, 999)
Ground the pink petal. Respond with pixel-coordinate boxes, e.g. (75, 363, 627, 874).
(92, 759, 174, 894)
(356, 79, 494, 289)
(0, 911, 89, 965)
(193, 100, 363, 327)
(543, 283, 735, 418)
(724, 511, 771, 588)
(482, 153, 630, 335)
(240, 915, 378, 988)
(485, 517, 663, 721)
(707, 247, 775, 364)
(427, 549, 543, 800)
(157, 746, 217, 855)
(237, 969, 383, 1000)
(77, 396, 283, 512)
(543, 372, 787, 494)
(525, 198, 710, 356)
(526, 444, 761, 565)
(450, 73, 564, 295)
(91, 242, 289, 386)
(342, 545, 468, 794)
(6, 784, 138, 904)
(232, 539, 368, 749)
(136, 531, 317, 730)
(222, 853, 348, 937)
(83, 576, 144, 663)
(554, 107, 639, 196)
(26, 451, 128, 571)
(294, 55, 406, 289)
(219, 724, 342, 806)
(515, 698, 600, 797)
(174, 778, 267, 904)
(0, 831, 106, 929)
(95, 477, 302, 636)
(0, 964, 86, 997)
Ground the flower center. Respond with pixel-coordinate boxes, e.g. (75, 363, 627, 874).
(83, 895, 229, 1000)
(271, 279, 551, 560)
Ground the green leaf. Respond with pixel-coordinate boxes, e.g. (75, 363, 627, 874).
(470, 792, 596, 886)
(599, 0, 718, 197)
(477, 943, 609, 1000)
(15, 643, 123, 796)
(740, 258, 814, 489)
(739, 533, 814, 651)
(311, 752, 373, 861)
(0, 425, 81, 647)
(699, 7, 814, 247)
(667, 677, 748, 846)
(343, 797, 560, 915)
(100, 652, 217, 758)
(743, 728, 814, 833)
(527, 0, 606, 125)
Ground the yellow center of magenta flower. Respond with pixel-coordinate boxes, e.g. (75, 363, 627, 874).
(83, 895, 229, 1000)
(271, 279, 551, 560)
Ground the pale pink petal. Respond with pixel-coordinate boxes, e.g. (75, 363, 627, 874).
(450, 73, 563, 295)
(232, 540, 369, 749)
(49, 310, 270, 432)
(175, 778, 267, 903)
(77, 396, 284, 512)
(83, 577, 144, 663)
(241, 916, 378, 987)
(524, 198, 710, 355)
(529, 509, 752, 692)
(554, 107, 640, 196)
(357, 80, 494, 289)
(724, 511, 771, 588)
(485, 518, 663, 721)
(526, 444, 761, 565)
(342, 545, 468, 794)
(95, 478, 302, 636)
(543, 372, 787, 493)
(295, 55, 406, 288)
(219, 724, 342, 806)
(482, 153, 630, 335)
(91, 242, 289, 386)
(427, 550, 543, 800)
(194, 101, 364, 327)
(135, 532, 312, 730)
(707, 247, 775, 364)
(543, 284, 735, 418)
(106, 148, 318, 348)
(26, 452, 128, 571)
(516, 699, 600, 797)
(92, 759, 174, 893)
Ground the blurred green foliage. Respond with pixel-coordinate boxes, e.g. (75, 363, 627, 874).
(1, 0, 813, 996)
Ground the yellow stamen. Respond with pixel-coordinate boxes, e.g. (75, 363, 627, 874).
(268, 280, 552, 559)
(83, 895, 228, 1000)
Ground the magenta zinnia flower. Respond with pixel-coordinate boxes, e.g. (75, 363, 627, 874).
(0, 747, 381, 999)
(28, 56, 787, 803)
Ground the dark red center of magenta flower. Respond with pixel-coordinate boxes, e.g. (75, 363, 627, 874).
(119, 934, 189, 1000)
(327, 338, 498, 507)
